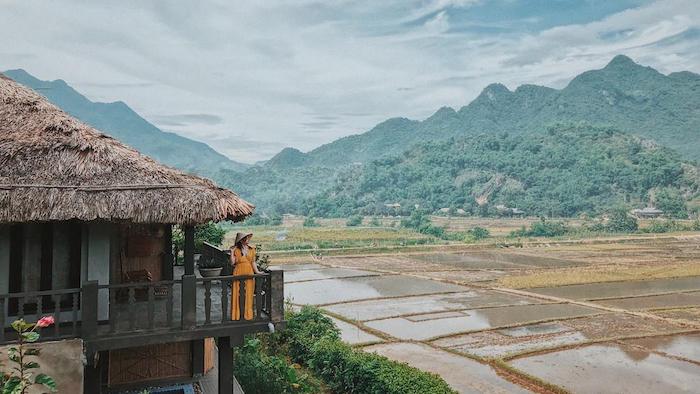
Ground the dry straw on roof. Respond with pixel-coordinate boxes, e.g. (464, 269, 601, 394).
(0, 73, 254, 224)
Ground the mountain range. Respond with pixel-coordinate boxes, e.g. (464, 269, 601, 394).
(266, 55, 700, 170)
(223, 55, 700, 216)
(7, 56, 700, 218)
(3, 69, 248, 177)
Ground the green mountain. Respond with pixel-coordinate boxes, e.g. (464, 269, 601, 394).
(3, 69, 248, 177)
(302, 124, 700, 218)
(272, 55, 700, 168)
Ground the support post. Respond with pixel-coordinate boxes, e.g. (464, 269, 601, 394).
(82, 281, 99, 339)
(269, 270, 284, 323)
(83, 361, 101, 394)
(162, 224, 174, 280)
(184, 225, 195, 276)
(181, 274, 197, 329)
(218, 336, 233, 394)
(192, 339, 205, 377)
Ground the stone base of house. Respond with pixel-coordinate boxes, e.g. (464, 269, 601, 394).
(0, 338, 84, 394)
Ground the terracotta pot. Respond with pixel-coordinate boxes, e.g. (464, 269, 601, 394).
(198, 267, 223, 277)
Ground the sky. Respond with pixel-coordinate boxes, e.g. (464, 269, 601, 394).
(1, 0, 699, 163)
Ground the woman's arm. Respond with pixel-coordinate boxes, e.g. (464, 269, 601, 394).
(230, 247, 238, 268)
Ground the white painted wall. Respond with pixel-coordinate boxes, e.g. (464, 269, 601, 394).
(84, 222, 112, 320)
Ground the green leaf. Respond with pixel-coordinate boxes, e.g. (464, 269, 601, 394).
(7, 353, 19, 363)
(10, 320, 25, 333)
(2, 376, 22, 394)
(23, 348, 40, 356)
(21, 332, 40, 343)
(23, 362, 39, 369)
(35, 374, 57, 392)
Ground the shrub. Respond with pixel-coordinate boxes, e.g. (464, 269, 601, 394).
(233, 337, 321, 394)
(369, 217, 382, 227)
(510, 218, 569, 237)
(173, 222, 226, 254)
(641, 219, 692, 233)
(346, 215, 363, 227)
(465, 227, 490, 241)
(401, 211, 445, 238)
(303, 217, 319, 227)
(282, 306, 455, 394)
(655, 188, 689, 219)
(606, 209, 638, 232)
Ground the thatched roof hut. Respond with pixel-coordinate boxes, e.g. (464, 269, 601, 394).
(0, 73, 254, 224)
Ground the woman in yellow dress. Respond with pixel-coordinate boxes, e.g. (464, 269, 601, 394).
(230, 232, 262, 320)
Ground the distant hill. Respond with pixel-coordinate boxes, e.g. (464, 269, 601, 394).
(3, 69, 248, 177)
(269, 55, 700, 169)
(302, 124, 700, 218)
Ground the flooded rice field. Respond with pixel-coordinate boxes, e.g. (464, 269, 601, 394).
(280, 235, 700, 393)
(511, 343, 700, 393)
(528, 276, 700, 300)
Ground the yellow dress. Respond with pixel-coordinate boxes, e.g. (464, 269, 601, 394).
(231, 246, 255, 320)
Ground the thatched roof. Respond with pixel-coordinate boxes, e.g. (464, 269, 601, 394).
(0, 73, 254, 224)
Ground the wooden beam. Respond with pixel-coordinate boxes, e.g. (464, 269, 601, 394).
(85, 322, 271, 352)
(184, 225, 195, 276)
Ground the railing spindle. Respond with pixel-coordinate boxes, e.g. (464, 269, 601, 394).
(238, 278, 246, 320)
(265, 276, 272, 316)
(204, 280, 211, 325)
(36, 296, 43, 318)
(220, 279, 228, 323)
(53, 295, 61, 338)
(109, 289, 117, 333)
(147, 285, 155, 330)
(128, 288, 136, 331)
(255, 278, 263, 320)
(18, 297, 25, 319)
(71, 293, 79, 336)
(166, 283, 174, 328)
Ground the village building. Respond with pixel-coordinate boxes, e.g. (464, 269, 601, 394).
(0, 74, 285, 393)
(631, 207, 664, 218)
(495, 204, 525, 217)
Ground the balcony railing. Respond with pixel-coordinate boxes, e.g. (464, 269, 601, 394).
(0, 270, 284, 349)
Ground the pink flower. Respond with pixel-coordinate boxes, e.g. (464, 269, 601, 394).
(36, 316, 55, 328)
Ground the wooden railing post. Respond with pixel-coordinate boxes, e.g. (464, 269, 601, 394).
(82, 281, 99, 339)
(269, 270, 284, 323)
(181, 274, 197, 329)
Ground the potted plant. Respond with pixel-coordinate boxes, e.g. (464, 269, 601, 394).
(197, 255, 224, 277)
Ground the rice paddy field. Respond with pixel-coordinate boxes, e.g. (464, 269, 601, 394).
(236, 216, 700, 393)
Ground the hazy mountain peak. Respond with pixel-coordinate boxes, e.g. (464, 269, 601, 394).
(605, 54, 637, 69)
(428, 106, 457, 119)
(475, 83, 511, 103)
(5, 69, 249, 176)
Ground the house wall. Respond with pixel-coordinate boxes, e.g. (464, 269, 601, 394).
(0, 339, 84, 394)
(52, 222, 72, 290)
(0, 225, 9, 294)
(84, 222, 113, 320)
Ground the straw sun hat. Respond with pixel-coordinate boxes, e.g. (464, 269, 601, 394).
(234, 232, 253, 245)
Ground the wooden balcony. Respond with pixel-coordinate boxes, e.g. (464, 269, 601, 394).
(0, 270, 285, 356)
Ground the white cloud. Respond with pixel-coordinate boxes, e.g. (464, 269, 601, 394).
(0, 0, 698, 163)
